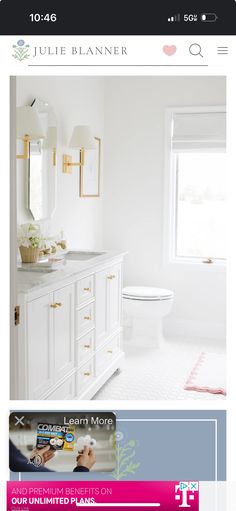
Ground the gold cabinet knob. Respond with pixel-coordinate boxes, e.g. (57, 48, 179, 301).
(84, 316, 91, 321)
(83, 287, 91, 292)
(84, 372, 91, 376)
(107, 350, 113, 354)
(107, 274, 116, 280)
(84, 344, 91, 348)
(50, 302, 62, 308)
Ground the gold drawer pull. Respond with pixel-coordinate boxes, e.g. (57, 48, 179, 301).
(50, 302, 62, 308)
(107, 274, 116, 280)
(84, 316, 91, 321)
(83, 287, 91, 292)
(84, 372, 91, 376)
(84, 344, 91, 348)
(107, 349, 113, 354)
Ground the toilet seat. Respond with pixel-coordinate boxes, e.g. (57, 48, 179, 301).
(123, 286, 174, 301)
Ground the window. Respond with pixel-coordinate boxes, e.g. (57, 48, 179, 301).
(166, 108, 226, 265)
(175, 152, 226, 261)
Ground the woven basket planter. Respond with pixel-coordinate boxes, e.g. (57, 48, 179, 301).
(19, 246, 40, 263)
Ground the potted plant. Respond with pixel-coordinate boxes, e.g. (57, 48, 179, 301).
(18, 223, 45, 263)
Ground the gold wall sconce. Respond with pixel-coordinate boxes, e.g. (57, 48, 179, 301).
(63, 125, 96, 174)
(42, 126, 57, 166)
(16, 106, 45, 160)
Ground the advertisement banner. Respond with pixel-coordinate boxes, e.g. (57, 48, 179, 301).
(7, 481, 199, 510)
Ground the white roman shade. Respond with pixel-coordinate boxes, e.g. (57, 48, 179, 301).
(171, 110, 226, 151)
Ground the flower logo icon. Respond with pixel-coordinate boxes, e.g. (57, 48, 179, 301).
(12, 40, 30, 61)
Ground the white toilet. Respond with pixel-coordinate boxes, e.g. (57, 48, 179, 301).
(122, 286, 174, 346)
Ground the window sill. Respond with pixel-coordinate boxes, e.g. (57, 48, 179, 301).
(166, 257, 226, 273)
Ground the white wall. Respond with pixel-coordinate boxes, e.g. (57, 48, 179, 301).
(103, 76, 226, 339)
(16, 76, 105, 249)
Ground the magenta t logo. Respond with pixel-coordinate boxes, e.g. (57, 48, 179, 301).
(175, 482, 199, 508)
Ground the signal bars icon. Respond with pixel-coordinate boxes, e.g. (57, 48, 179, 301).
(168, 14, 181, 22)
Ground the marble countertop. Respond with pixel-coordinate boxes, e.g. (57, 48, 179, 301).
(17, 250, 127, 294)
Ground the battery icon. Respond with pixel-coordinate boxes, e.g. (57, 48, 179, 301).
(201, 13, 218, 22)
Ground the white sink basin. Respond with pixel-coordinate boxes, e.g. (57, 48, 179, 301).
(66, 251, 105, 261)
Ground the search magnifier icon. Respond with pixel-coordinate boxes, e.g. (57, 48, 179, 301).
(189, 43, 204, 57)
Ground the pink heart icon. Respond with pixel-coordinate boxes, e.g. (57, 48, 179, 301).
(163, 45, 177, 56)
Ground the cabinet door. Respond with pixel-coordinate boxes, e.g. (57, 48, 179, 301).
(27, 293, 53, 399)
(95, 263, 122, 348)
(95, 268, 109, 347)
(46, 375, 75, 400)
(53, 284, 74, 382)
(107, 264, 122, 334)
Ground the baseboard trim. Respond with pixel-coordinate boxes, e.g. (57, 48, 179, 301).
(164, 318, 225, 341)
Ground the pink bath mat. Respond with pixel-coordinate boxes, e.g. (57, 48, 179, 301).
(185, 352, 226, 396)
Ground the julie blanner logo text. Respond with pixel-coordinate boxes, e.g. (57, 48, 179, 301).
(33, 46, 128, 57)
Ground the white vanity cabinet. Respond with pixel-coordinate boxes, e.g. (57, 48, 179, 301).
(53, 284, 74, 383)
(27, 283, 74, 399)
(95, 263, 122, 347)
(107, 263, 122, 335)
(16, 254, 125, 400)
(27, 292, 54, 400)
(74, 262, 123, 399)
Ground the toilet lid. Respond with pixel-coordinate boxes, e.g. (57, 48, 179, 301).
(123, 286, 174, 300)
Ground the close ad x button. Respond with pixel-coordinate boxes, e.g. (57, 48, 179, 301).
(14, 416, 25, 426)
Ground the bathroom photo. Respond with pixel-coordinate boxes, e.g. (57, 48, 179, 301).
(11, 75, 226, 400)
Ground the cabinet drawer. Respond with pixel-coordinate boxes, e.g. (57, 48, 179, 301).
(75, 330, 95, 366)
(76, 302, 95, 338)
(46, 375, 75, 400)
(96, 334, 121, 376)
(76, 274, 94, 306)
(76, 358, 95, 395)
(76, 303, 95, 339)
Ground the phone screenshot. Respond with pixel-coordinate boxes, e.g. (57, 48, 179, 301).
(0, 0, 235, 509)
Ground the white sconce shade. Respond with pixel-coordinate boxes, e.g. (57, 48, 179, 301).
(16, 106, 45, 140)
(63, 125, 96, 173)
(69, 125, 96, 149)
(42, 126, 57, 149)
